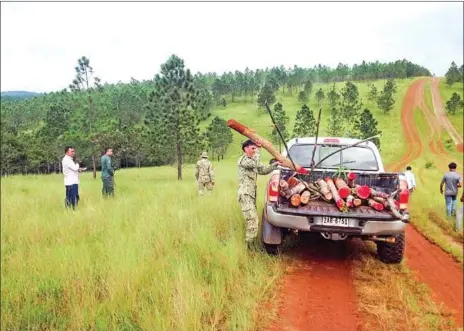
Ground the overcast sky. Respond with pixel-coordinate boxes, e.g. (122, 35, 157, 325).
(1, 2, 463, 93)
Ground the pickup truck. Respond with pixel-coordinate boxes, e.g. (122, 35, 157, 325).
(261, 137, 410, 264)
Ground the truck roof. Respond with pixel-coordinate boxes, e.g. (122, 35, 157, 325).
(287, 137, 377, 149)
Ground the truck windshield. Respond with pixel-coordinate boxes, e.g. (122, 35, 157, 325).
(287, 144, 379, 171)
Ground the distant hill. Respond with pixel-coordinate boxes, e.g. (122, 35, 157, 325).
(1, 91, 41, 100)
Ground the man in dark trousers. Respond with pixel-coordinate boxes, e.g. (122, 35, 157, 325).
(440, 162, 462, 217)
(101, 147, 115, 197)
(62, 146, 86, 209)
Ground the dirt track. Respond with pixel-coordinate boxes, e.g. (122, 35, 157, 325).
(263, 234, 361, 331)
(387, 78, 463, 327)
(262, 78, 463, 331)
(430, 78, 464, 153)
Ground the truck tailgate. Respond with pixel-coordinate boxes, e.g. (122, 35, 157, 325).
(276, 199, 396, 220)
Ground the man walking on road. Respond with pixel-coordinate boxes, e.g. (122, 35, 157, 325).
(101, 147, 115, 197)
(62, 146, 86, 210)
(404, 166, 416, 193)
(237, 140, 281, 249)
(195, 151, 214, 195)
(440, 162, 462, 217)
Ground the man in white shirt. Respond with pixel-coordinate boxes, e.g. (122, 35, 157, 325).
(404, 166, 416, 193)
(62, 146, 86, 210)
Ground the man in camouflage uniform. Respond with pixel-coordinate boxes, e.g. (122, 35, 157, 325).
(195, 152, 215, 195)
(237, 140, 280, 248)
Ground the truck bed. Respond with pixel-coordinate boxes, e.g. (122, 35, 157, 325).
(277, 170, 401, 220)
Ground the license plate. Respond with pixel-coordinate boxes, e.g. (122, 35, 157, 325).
(322, 217, 350, 227)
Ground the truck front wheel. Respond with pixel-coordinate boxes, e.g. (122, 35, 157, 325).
(377, 233, 405, 264)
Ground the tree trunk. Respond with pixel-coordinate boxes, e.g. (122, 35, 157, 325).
(176, 142, 182, 180)
(92, 154, 97, 179)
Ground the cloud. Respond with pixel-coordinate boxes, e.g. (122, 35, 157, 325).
(1, 2, 462, 92)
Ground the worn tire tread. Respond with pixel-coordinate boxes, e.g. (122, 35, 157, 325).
(377, 232, 405, 264)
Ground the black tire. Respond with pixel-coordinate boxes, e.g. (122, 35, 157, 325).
(263, 243, 282, 255)
(377, 233, 405, 264)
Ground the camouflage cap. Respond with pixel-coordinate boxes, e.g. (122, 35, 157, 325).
(201, 151, 208, 158)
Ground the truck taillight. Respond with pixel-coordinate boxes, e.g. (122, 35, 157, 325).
(399, 189, 409, 210)
(267, 173, 280, 203)
(399, 178, 409, 210)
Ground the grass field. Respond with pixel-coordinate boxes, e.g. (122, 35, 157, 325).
(2, 78, 462, 330)
(1, 166, 283, 330)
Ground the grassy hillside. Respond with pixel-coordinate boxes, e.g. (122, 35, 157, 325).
(438, 79, 464, 137)
(209, 79, 414, 166)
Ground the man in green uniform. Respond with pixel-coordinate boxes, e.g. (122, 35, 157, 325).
(195, 151, 215, 195)
(237, 140, 280, 249)
(101, 147, 115, 197)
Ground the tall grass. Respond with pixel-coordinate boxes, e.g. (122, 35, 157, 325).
(1, 163, 282, 330)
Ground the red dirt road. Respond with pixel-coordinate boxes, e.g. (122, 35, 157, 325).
(263, 234, 361, 331)
(387, 78, 463, 328)
(405, 226, 463, 326)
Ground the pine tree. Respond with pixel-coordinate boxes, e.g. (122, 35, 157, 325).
(353, 108, 382, 148)
(149, 54, 201, 180)
(367, 84, 378, 101)
(340, 81, 362, 121)
(326, 106, 345, 137)
(205, 116, 233, 161)
(445, 61, 461, 87)
(445, 93, 463, 115)
(298, 90, 309, 104)
(377, 82, 395, 114)
(315, 88, 325, 104)
(269, 103, 289, 151)
(327, 84, 340, 108)
(257, 82, 277, 108)
(293, 104, 316, 138)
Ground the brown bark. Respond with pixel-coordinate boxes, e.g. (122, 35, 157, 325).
(326, 177, 345, 211)
(368, 199, 384, 211)
(226, 119, 308, 174)
(316, 179, 333, 200)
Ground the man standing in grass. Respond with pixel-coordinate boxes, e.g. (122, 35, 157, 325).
(101, 147, 115, 197)
(404, 166, 416, 193)
(237, 140, 281, 249)
(440, 162, 462, 217)
(195, 151, 214, 195)
(62, 146, 86, 210)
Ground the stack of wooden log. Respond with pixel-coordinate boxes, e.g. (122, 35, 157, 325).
(280, 172, 402, 217)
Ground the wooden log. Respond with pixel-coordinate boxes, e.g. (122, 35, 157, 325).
(372, 196, 388, 207)
(334, 178, 351, 199)
(355, 185, 371, 200)
(290, 194, 301, 207)
(226, 119, 308, 174)
(282, 182, 306, 199)
(346, 194, 354, 208)
(287, 176, 299, 187)
(279, 179, 289, 197)
(353, 198, 362, 207)
(300, 191, 311, 205)
(304, 183, 322, 198)
(316, 179, 333, 200)
(369, 188, 389, 199)
(387, 197, 403, 219)
(326, 177, 345, 211)
(368, 199, 384, 211)
(347, 172, 357, 188)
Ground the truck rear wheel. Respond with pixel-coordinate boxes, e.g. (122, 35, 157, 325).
(377, 233, 405, 264)
(264, 243, 282, 255)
